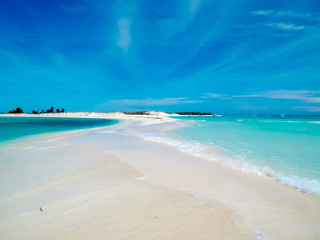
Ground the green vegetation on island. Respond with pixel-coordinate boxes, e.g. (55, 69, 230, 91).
(32, 107, 65, 114)
(124, 111, 213, 116)
(124, 111, 152, 115)
(176, 112, 213, 116)
(7, 109, 212, 116)
(8, 107, 65, 114)
(8, 108, 24, 114)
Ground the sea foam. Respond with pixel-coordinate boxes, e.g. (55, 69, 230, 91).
(138, 133, 320, 197)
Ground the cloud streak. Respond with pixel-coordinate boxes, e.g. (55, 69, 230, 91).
(236, 90, 320, 103)
(295, 106, 320, 112)
(265, 23, 306, 30)
(106, 97, 202, 107)
(201, 93, 227, 99)
(252, 10, 274, 16)
(252, 9, 318, 32)
(117, 17, 131, 50)
(252, 9, 319, 21)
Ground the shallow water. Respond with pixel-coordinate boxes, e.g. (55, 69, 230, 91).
(142, 116, 320, 196)
(0, 117, 118, 142)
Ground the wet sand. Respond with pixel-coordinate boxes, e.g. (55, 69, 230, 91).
(0, 119, 319, 239)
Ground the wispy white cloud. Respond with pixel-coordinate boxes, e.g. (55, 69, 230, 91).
(253, 9, 318, 31)
(201, 93, 228, 99)
(236, 90, 320, 103)
(252, 10, 274, 16)
(201, 90, 320, 104)
(265, 23, 306, 30)
(295, 106, 320, 112)
(117, 17, 131, 50)
(155, 1, 237, 76)
(252, 9, 318, 20)
(276, 11, 314, 19)
(106, 97, 202, 106)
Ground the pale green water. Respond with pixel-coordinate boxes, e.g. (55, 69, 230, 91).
(145, 116, 320, 196)
(0, 117, 118, 142)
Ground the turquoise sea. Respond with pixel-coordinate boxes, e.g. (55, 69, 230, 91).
(143, 116, 320, 196)
(1, 116, 319, 196)
(0, 117, 118, 142)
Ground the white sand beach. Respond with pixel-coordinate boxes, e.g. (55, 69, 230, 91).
(0, 113, 319, 240)
(0, 111, 179, 124)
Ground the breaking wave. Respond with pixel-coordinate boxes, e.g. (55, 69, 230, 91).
(138, 133, 320, 197)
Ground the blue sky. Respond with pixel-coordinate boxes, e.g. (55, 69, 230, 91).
(0, 0, 320, 114)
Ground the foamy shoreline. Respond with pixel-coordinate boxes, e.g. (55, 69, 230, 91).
(0, 115, 319, 239)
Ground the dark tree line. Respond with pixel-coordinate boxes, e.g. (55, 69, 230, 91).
(9, 107, 24, 113)
(176, 112, 213, 116)
(8, 107, 66, 114)
(31, 107, 65, 114)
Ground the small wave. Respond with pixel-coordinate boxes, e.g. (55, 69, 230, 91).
(259, 120, 302, 123)
(138, 133, 320, 197)
(136, 176, 147, 180)
(308, 121, 320, 124)
(197, 124, 208, 126)
(135, 169, 149, 180)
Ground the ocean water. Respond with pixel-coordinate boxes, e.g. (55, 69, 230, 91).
(0, 117, 118, 142)
(142, 116, 320, 196)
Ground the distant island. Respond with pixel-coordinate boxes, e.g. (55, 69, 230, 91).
(176, 112, 213, 116)
(8, 107, 24, 114)
(8, 107, 65, 114)
(6, 109, 213, 116)
(124, 111, 153, 115)
(124, 111, 213, 116)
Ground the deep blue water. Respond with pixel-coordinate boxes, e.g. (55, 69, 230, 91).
(0, 117, 118, 142)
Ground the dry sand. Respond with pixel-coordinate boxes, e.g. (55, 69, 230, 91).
(0, 114, 319, 239)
